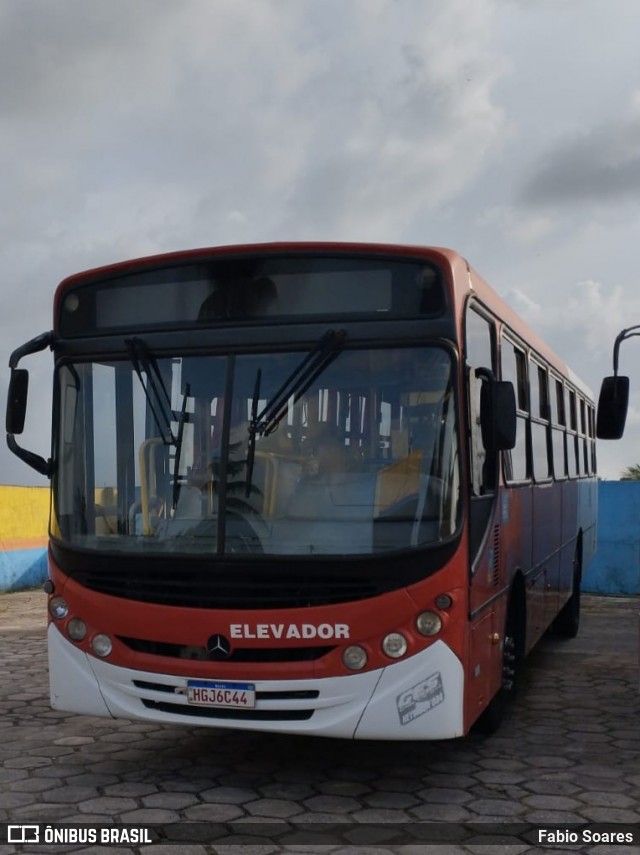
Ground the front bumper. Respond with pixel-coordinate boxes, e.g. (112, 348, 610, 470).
(48, 625, 464, 739)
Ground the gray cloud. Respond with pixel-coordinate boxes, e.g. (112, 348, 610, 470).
(520, 119, 640, 206)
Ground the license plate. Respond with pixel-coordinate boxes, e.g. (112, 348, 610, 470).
(186, 680, 256, 709)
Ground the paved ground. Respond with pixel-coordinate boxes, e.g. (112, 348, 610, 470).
(0, 589, 639, 854)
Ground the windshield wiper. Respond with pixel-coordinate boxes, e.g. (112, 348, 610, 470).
(245, 369, 262, 497)
(125, 338, 176, 445)
(255, 329, 347, 437)
(245, 329, 347, 495)
(172, 382, 190, 512)
(126, 338, 193, 516)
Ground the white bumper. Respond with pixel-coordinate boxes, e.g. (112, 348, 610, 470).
(48, 625, 464, 739)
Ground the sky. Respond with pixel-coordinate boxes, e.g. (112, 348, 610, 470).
(2, 0, 640, 484)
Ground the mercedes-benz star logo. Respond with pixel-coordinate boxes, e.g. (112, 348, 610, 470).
(207, 634, 232, 660)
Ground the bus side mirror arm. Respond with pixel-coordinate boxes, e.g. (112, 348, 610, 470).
(6, 433, 52, 477)
(596, 323, 640, 440)
(6, 331, 54, 478)
(477, 369, 517, 452)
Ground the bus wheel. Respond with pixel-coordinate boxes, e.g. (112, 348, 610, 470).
(553, 546, 582, 639)
(473, 600, 521, 736)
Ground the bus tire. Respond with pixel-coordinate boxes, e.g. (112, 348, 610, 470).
(553, 541, 582, 639)
(473, 589, 523, 736)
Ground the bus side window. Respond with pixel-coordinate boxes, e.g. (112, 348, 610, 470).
(566, 388, 578, 478)
(530, 360, 551, 482)
(465, 307, 496, 496)
(550, 376, 567, 479)
(587, 404, 597, 475)
(579, 398, 589, 475)
(501, 338, 528, 483)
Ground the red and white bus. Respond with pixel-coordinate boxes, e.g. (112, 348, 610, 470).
(7, 243, 597, 739)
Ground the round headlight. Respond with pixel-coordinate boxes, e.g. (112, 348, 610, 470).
(435, 594, 453, 610)
(382, 632, 408, 659)
(67, 618, 87, 641)
(416, 610, 442, 637)
(91, 634, 113, 657)
(343, 645, 368, 671)
(49, 596, 68, 620)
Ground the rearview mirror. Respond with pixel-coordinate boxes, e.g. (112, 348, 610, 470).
(481, 380, 517, 452)
(6, 331, 54, 478)
(6, 368, 29, 435)
(596, 375, 629, 439)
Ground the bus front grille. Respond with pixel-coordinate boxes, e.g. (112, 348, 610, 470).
(121, 638, 333, 662)
(68, 570, 382, 608)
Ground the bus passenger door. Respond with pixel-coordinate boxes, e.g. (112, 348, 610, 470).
(465, 307, 498, 566)
(465, 305, 503, 711)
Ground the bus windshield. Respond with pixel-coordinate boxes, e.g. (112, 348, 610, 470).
(53, 344, 459, 556)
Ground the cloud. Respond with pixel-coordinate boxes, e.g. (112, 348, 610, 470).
(503, 287, 544, 324)
(479, 207, 554, 245)
(1, 0, 509, 252)
(278, 1, 509, 239)
(505, 278, 640, 362)
(0, 0, 512, 293)
(519, 97, 640, 207)
(499, 275, 640, 478)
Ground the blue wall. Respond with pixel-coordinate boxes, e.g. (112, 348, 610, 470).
(583, 480, 640, 595)
(0, 547, 48, 592)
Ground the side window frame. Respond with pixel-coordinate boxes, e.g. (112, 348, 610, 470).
(578, 397, 589, 477)
(587, 403, 597, 475)
(549, 374, 567, 480)
(500, 333, 530, 485)
(529, 357, 552, 483)
(465, 303, 497, 497)
(566, 387, 579, 478)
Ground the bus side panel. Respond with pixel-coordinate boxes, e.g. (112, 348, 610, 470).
(556, 479, 577, 612)
(563, 477, 597, 594)
(558, 478, 596, 607)
(532, 481, 562, 644)
(501, 485, 533, 651)
(466, 608, 501, 728)
(465, 485, 530, 730)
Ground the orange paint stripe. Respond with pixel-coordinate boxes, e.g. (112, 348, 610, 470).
(0, 536, 48, 552)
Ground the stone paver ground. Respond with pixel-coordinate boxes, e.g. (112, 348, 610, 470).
(0, 590, 639, 854)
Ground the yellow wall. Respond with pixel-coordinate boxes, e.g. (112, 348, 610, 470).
(0, 486, 50, 550)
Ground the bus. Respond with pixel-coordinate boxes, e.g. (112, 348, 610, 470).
(6, 242, 597, 739)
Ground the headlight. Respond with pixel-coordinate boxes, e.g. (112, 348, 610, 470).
(49, 596, 68, 620)
(343, 645, 367, 671)
(416, 610, 442, 637)
(67, 618, 87, 641)
(91, 634, 113, 657)
(382, 632, 408, 659)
